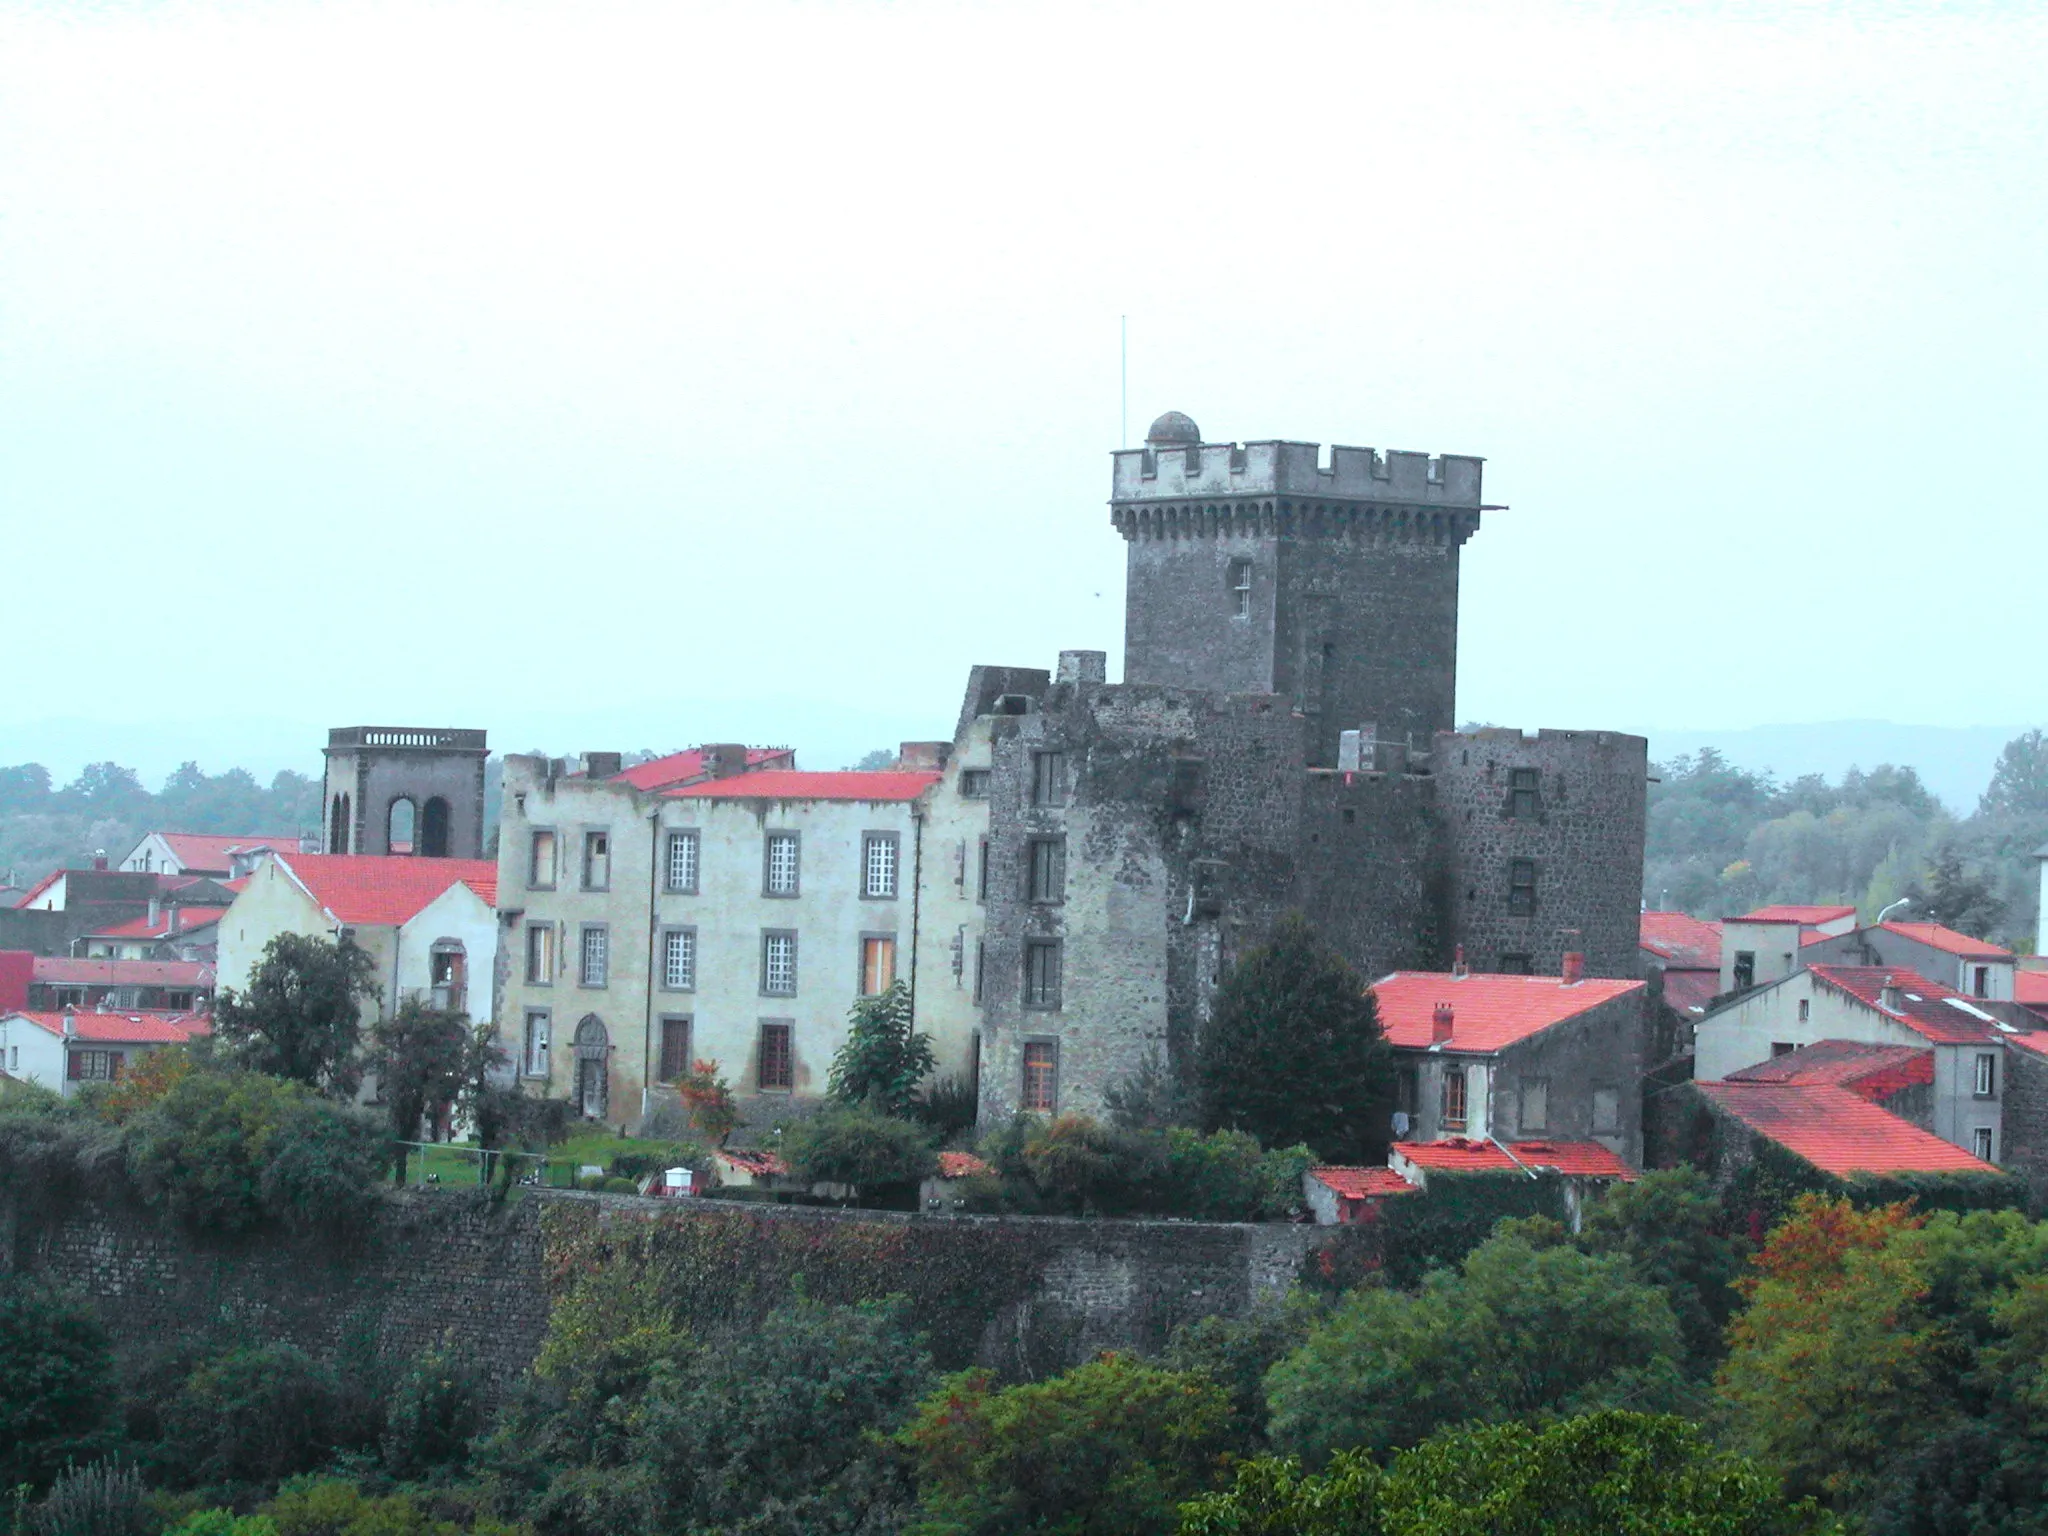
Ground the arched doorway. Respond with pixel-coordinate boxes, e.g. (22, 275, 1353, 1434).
(573, 1015, 610, 1119)
(329, 793, 352, 854)
(387, 796, 417, 854)
(420, 796, 452, 858)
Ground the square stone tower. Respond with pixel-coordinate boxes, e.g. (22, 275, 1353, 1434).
(322, 727, 489, 859)
(1114, 411, 1483, 767)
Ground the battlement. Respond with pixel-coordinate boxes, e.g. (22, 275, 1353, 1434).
(327, 726, 488, 753)
(1111, 439, 1483, 508)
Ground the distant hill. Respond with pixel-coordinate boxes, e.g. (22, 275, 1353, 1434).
(1647, 722, 2031, 815)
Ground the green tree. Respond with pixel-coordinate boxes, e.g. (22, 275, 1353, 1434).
(1195, 912, 1394, 1164)
(1163, 1294, 1326, 1453)
(1909, 843, 2007, 938)
(900, 1353, 1234, 1535)
(1266, 1232, 1688, 1464)
(827, 980, 935, 1115)
(631, 1296, 933, 1535)
(215, 932, 379, 1096)
(370, 1000, 470, 1170)
(1578, 1166, 1744, 1375)
(0, 1278, 114, 1490)
(160, 1342, 353, 1489)
(780, 1099, 936, 1193)
(1179, 1412, 1837, 1535)
(1979, 728, 2048, 818)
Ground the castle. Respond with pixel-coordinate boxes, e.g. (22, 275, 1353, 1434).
(490, 412, 1647, 1134)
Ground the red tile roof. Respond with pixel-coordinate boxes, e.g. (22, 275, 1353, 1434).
(1372, 972, 1644, 1053)
(31, 958, 214, 988)
(155, 833, 301, 870)
(273, 854, 498, 926)
(1735, 904, 1858, 925)
(1310, 1165, 1417, 1199)
(1727, 1040, 1934, 1101)
(88, 907, 229, 941)
(1879, 921, 2013, 960)
(2007, 1032, 2048, 1060)
(612, 747, 795, 791)
(4, 1009, 209, 1043)
(667, 770, 942, 804)
(717, 1148, 788, 1177)
(1640, 911, 1722, 969)
(1696, 1080, 1998, 1177)
(1661, 970, 1722, 1015)
(1808, 965, 2009, 1045)
(12, 871, 63, 908)
(936, 1151, 992, 1179)
(1393, 1138, 1637, 1179)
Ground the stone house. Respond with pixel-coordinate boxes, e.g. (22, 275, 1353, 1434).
(1302, 1165, 1416, 1224)
(1716, 904, 1857, 994)
(1371, 965, 1648, 1165)
(1690, 1075, 2003, 1185)
(1387, 1137, 1637, 1229)
(492, 750, 955, 1128)
(215, 853, 499, 1025)
(1802, 920, 2017, 1003)
(1694, 963, 2039, 1164)
(0, 1008, 209, 1095)
(1639, 909, 1722, 1021)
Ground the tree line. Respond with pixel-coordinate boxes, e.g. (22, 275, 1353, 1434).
(1647, 728, 2048, 944)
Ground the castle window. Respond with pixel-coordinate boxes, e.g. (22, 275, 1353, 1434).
(861, 936, 897, 995)
(1593, 1086, 1621, 1136)
(579, 925, 609, 988)
(1976, 1053, 1997, 1098)
(419, 796, 451, 858)
(1733, 951, 1756, 990)
(529, 830, 557, 888)
(862, 834, 899, 899)
(661, 927, 697, 990)
(1498, 952, 1532, 974)
(1227, 559, 1253, 616)
(582, 831, 610, 891)
(758, 1021, 794, 1091)
(1027, 837, 1066, 905)
(973, 938, 985, 1003)
(1507, 859, 1537, 915)
(1974, 1127, 1994, 1161)
(1520, 1077, 1549, 1133)
(665, 830, 699, 893)
(1031, 752, 1068, 808)
(522, 1009, 550, 1075)
(1509, 767, 1539, 819)
(1022, 1040, 1058, 1113)
(657, 1016, 692, 1084)
(764, 832, 800, 897)
(387, 797, 417, 854)
(1441, 1067, 1468, 1131)
(976, 837, 990, 902)
(761, 931, 798, 996)
(960, 770, 990, 798)
(525, 924, 556, 985)
(1023, 940, 1063, 1010)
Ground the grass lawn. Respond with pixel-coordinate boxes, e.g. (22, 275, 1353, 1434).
(399, 1128, 707, 1191)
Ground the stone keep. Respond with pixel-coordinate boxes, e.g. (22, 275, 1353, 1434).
(323, 726, 489, 859)
(970, 414, 1645, 1124)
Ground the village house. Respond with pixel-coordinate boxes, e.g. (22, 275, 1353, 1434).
(1639, 909, 1722, 1020)
(1691, 1068, 2003, 1185)
(1370, 962, 1648, 1165)
(215, 852, 498, 1024)
(78, 899, 229, 961)
(1716, 904, 1858, 994)
(492, 747, 953, 1128)
(1801, 920, 2017, 1002)
(0, 1008, 209, 1095)
(11, 956, 214, 1014)
(119, 831, 310, 881)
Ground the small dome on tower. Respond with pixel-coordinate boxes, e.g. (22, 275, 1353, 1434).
(1145, 410, 1201, 446)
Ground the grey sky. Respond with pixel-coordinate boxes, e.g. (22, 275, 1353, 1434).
(2, 0, 2042, 783)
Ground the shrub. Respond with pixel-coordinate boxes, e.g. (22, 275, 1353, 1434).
(163, 1514, 281, 1536)
(1159, 1128, 1313, 1222)
(913, 1073, 980, 1140)
(600, 1176, 639, 1194)
(606, 1142, 709, 1184)
(381, 1339, 484, 1479)
(1019, 1114, 1161, 1214)
(160, 1343, 350, 1489)
(28, 1459, 149, 1536)
(0, 1277, 115, 1490)
(1164, 1293, 1326, 1452)
(780, 1101, 936, 1192)
(123, 1071, 387, 1233)
(676, 1059, 738, 1144)
(258, 1479, 527, 1536)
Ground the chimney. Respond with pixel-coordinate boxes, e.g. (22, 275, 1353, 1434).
(61, 1007, 75, 1037)
(895, 742, 951, 771)
(1879, 973, 1902, 1012)
(147, 894, 161, 928)
(1432, 1002, 1455, 1044)
(582, 751, 623, 780)
(701, 744, 749, 780)
(1450, 944, 1470, 980)
(1561, 951, 1585, 985)
(92, 851, 108, 872)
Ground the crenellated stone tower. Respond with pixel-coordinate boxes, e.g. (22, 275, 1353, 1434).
(1113, 411, 1483, 767)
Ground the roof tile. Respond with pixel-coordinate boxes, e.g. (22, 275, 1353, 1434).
(1373, 972, 1643, 1053)
(1696, 1080, 1998, 1177)
(1393, 1138, 1637, 1179)
(1640, 911, 1722, 969)
(273, 854, 498, 926)
(666, 770, 941, 804)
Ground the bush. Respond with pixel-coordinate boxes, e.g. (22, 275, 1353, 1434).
(381, 1339, 484, 1479)
(258, 1479, 527, 1536)
(826, 980, 934, 1116)
(1159, 1128, 1315, 1222)
(164, 1514, 280, 1536)
(600, 1176, 639, 1194)
(0, 1277, 116, 1490)
(28, 1458, 149, 1536)
(913, 1073, 979, 1140)
(1164, 1294, 1326, 1452)
(0, 1108, 122, 1217)
(606, 1142, 709, 1184)
(123, 1071, 388, 1234)
(160, 1343, 351, 1489)
(780, 1101, 936, 1192)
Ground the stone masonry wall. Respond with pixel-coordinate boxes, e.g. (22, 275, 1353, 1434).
(2001, 1044, 2048, 1207)
(1, 1189, 1340, 1392)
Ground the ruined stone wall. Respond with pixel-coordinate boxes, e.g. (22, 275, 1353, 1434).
(0, 1189, 1342, 1388)
(1435, 728, 1648, 980)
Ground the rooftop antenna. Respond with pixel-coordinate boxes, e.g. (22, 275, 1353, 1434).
(1120, 314, 1127, 448)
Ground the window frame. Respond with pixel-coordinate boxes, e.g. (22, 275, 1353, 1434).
(1441, 1066, 1468, 1131)
(522, 1008, 551, 1078)
(976, 837, 990, 903)
(663, 828, 701, 895)
(528, 828, 558, 889)
(1973, 1126, 1995, 1162)
(1022, 938, 1063, 1011)
(1508, 766, 1539, 820)
(1975, 1052, 1998, 1099)
(859, 933, 898, 996)
(1733, 951, 1757, 990)
(1519, 1076, 1549, 1134)
(578, 923, 609, 989)
(760, 929, 799, 997)
(757, 1019, 795, 1092)
(1021, 1038, 1059, 1114)
(1226, 557, 1253, 616)
(581, 828, 611, 892)
(861, 832, 901, 901)
(1592, 1085, 1622, 1136)
(1026, 835, 1066, 905)
(959, 769, 991, 799)
(1506, 858, 1537, 916)
(763, 831, 801, 898)
(1031, 751, 1068, 808)
(656, 1014, 692, 1085)
(524, 922, 556, 986)
(659, 925, 698, 992)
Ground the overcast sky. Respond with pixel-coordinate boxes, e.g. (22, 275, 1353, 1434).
(2, 0, 2042, 783)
